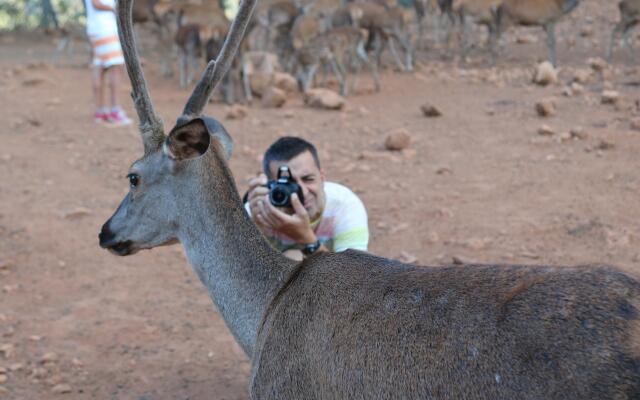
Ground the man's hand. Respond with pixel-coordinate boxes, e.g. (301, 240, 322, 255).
(247, 174, 316, 244)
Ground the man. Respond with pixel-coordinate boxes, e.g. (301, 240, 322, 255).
(85, 0, 132, 125)
(246, 137, 369, 260)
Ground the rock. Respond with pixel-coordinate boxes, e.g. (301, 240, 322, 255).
(588, 57, 608, 72)
(570, 127, 587, 139)
(631, 118, 640, 131)
(0, 375, 6, 384)
(580, 26, 594, 37)
(261, 86, 287, 108)
(570, 82, 584, 95)
(272, 72, 297, 94)
(537, 125, 555, 136)
(573, 70, 592, 84)
(595, 139, 615, 150)
(515, 34, 537, 44)
(225, 104, 248, 120)
(22, 76, 50, 86)
(303, 88, 345, 110)
(399, 251, 418, 264)
(62, 207, 92, 220)
(384, 130, 412, 151)
(51, 384, 72, 394)
(249, 73, 273, 97)
(41, 352, 58, 363)
(601, 90, 619, 105)
(0, 344, 13, 358)
(532, 61, 557, 86)
(420, 103, 443, 117)
(535, 99, 556, 117)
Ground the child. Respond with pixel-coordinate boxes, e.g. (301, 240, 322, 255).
(85, 0, 132, 126)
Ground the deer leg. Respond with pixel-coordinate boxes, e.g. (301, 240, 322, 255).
(607, 22, 623, 61)
(242, 67, 253, 104)
(544, 22, 557, 67)
(329, 57, 347, 96)
(387, 35, 406, 71)
(622, 21, 638, 60)
(179, 50, 187, 88)
(356, 40, 380, 92)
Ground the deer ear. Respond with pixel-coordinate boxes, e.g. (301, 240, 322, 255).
(165, 118, 211, 160)
(202, 116, 233, 159)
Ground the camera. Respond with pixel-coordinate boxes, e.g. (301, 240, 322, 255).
(267, 166, 304, 208)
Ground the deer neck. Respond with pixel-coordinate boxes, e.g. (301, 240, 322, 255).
(177, 147, 298, 357)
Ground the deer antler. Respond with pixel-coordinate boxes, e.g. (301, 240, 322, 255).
(117, 0, 165, 154)
(179, 0, 257, 124)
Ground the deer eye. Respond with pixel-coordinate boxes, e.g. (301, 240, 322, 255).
(127, 173, 140, 188)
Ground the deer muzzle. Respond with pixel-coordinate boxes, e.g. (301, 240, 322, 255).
(99, 221, 135, 256)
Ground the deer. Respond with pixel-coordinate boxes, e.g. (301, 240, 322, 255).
(100, 0, 640, 397)
(295, 26, 381, 96)
(264, 0, 316, 70)
(494, 0, 582, 66)
(331, 2, 414, 71)
(447, 0, 503, 62)
(607, 0, 640, 61)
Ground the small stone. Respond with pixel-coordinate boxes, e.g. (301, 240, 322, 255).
(51, 384, 72, 394)
(249, 73, 274, 97)
(62, 207, 92, 220)
(0, 386, 8, 395)
(261, 86, 287, 108)
(601, 90, 619, 105)
(558, 132, 572, 142)
(303, 88, 345, 110)
(0, 344, 13, 358)
(515, 34, 537, 44)
(532, 61, 558, 86)
(588, 57, 608, 72)
(630, 118, 640, 131)
(0, 375, 6, 384)
(580, 26, 594, 37)
(22, 76, 49, 86)
(570, 127, 587, 139)
(225, 104, 248, 120)
(535, 99, 556, 117)
(31, 367, 48, 378)
(0, 260, 14, 271)
(283, 109, 295, 118)
(384, 130, 412, 151)
(538, 125, 555, 136)
(272, 72, 297, 94)
(595, 140, 615, 150)
(41, 352, 58, 363)
(8, 363, 23, 371)
(570, 82, 584, 95)
(573, 70, 592, 84)
(420, 103, 443, 117)
(399, 251, 418, 264)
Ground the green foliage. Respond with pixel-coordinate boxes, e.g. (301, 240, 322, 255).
(0, 0, 86, 31)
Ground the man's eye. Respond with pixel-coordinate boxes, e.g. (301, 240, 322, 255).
(127, 173, 140, 188)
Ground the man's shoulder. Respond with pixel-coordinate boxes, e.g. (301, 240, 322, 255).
(323, 182, 365, 212)
(324, 181, 360, 199)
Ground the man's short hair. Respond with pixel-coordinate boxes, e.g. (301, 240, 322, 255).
(262, 137, 321, 178)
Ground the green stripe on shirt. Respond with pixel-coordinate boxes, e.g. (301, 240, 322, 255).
(333, 227, 369, 252)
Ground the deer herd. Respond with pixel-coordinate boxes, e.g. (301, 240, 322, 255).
(96, 0, 640, 397)
(117, 0, 639, 103)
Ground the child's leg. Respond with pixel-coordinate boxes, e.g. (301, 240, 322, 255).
(107, 64, 120, 109)
(92, 65, 106, 112)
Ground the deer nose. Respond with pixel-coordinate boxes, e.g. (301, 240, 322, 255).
(99, 221, 115, 248)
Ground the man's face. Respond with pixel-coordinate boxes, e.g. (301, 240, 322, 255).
(269, 151, 326, 221)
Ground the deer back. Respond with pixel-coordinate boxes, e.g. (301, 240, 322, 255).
(251, 250, 640, 399)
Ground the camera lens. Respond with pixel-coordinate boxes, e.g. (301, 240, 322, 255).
(270, 187, 289, 207)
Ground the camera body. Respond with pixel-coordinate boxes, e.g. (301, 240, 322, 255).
(267, 166, 305, 208)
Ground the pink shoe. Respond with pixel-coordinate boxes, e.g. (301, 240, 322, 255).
(94, 111, 110, 123)
(107, 108, 132, 126)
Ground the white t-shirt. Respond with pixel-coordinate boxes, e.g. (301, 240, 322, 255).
(85, 0, 118, 38)
(245, 182, 369, 252)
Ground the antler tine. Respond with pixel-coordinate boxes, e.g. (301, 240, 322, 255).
(179, 0, 257, 123)
(117, 0, 165, 154)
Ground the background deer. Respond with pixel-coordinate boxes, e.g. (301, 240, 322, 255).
(331, 2, 414, 71)
(495, 0, 582, 66)
(295, 26, 380, 95)
(100, 0, 640, 398)
(448, 0, 502, 61)
(607, 0, 640, 61)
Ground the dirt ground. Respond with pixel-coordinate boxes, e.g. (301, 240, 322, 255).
(1, 1, 639, 398)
